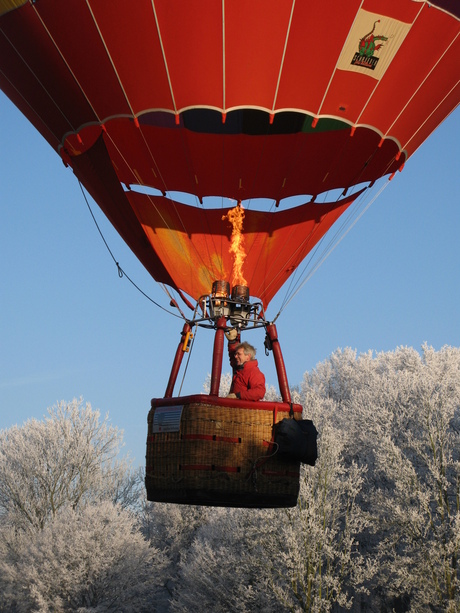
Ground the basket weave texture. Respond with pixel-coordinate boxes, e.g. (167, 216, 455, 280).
(146, 398, 301, 507)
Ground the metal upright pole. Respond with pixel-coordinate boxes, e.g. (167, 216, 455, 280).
(265, 323, 292, 403)
(164, 322, 191, 398)
(210, 317, 227, 396)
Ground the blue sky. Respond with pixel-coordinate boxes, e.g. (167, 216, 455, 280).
(1, 91, 459, 465)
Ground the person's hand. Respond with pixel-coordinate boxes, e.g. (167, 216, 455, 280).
(225, 328, 238, 341)
(226, 393, 237, 399)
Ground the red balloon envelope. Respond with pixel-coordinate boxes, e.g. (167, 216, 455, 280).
(1, 0, 459, 307)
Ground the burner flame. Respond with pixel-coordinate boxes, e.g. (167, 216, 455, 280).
(222, 203, 247, 287)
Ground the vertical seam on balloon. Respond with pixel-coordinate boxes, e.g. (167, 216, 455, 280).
(314, 0, 366, 120)
(102, 129, 198, 270)
(385, 28, 460, 148)
(271, 0, 296, 114)
(222, 0, 226, 112)
(149, 191, 215, 280)
(239, 124, 296, 296)
(258, 206, 328, 305)
(353, 3, 425, 133)
(174, 128, 227, 278)
(219, 2, 234, 287)
(26, 4, 96, 136)
(143, 192, 211, 279)
(179, 134, 226, 285)
(403, 79, 460, 156)
(275, 2, 385, 205)
(235, 134, 277, 297)
(102, 126, 165, 197)
(206, 137, 230, 281)
(85, 0, 137, 121)
(151, 0, 178, 115)
(162, 110, 228, 288)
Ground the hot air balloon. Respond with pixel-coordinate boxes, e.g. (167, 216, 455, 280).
(1, 0, 459, 507)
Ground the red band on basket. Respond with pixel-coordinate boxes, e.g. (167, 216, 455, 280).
(180, 464, 240, 473)
(182, 434, 241, 443)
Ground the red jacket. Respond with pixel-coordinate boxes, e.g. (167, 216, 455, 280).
(230, 359, 266, 401)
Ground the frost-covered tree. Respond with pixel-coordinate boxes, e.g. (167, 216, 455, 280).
(202, 371, 233, 397)
(140, 499, 213, 607)
(268, 391, 375, 613)
(0, 398, 142, 531)
(305, 344, 460, 611)
(169, 506, 285, 612)
(0, 501, 166, 612)
(0, 400, 164, 612)
(366, 345, 460, 611)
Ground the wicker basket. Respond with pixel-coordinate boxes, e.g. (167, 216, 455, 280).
(145, 395, 302, 508)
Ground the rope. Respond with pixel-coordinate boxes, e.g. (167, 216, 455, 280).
(272, 179, 391, 321)
(275, 188, 367, 313)
(78, 180, 182, 318)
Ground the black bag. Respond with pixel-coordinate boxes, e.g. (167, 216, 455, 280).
(274, 418, 318, 466)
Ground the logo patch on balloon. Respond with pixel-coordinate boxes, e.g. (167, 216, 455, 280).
(337, 10, 411, 81)
(351, 20, 389, 71)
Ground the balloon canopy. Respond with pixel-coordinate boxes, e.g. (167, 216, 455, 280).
(1, 0, 459, 308)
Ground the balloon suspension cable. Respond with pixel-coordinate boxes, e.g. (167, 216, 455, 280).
(77, 180, 181, 318)
(272, 179, 391, 323)
(159, 283, 189, 320)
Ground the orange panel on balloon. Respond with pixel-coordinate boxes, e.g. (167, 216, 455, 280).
(126, 191, 361, 306)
